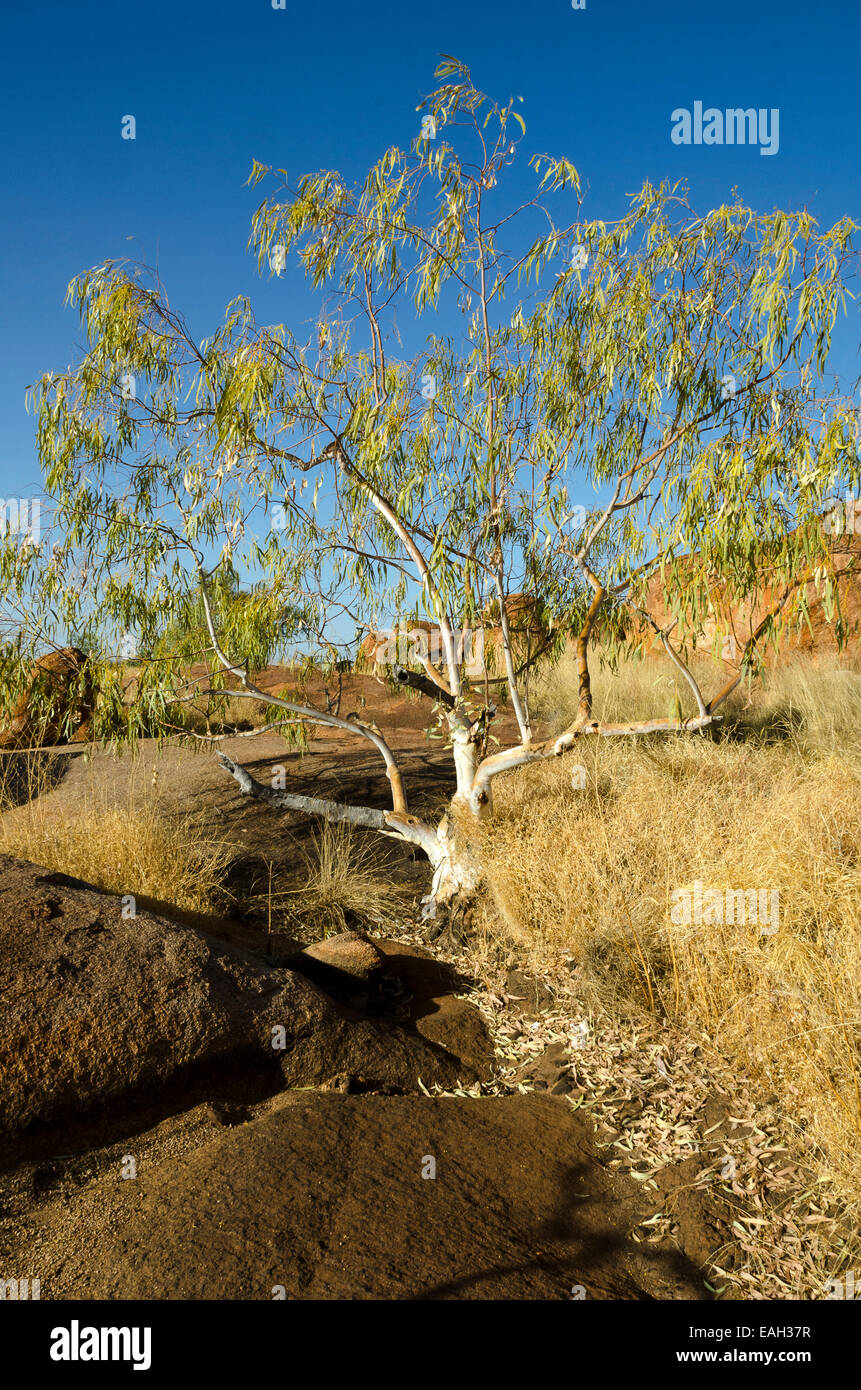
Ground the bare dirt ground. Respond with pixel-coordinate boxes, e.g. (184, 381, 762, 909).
(0, 675, 746, 1300)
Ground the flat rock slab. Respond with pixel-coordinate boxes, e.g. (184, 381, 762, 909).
(34, 1093, 707, 1301)
(0, 856, 479, 1144)
(296, 930, 384, 979)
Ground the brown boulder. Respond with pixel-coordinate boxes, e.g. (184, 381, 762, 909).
(29, 1092, 707, 1300)
(0, 856, 481, 1141)
(355, 592, 553, 679)
(0, 647, 94, 750)
(376, 942, 498, 1082)
(637, 535, 861, 665)
(296, 930, 385, 982)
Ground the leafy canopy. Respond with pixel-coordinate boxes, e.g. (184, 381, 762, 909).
(2, 56, 859, 744)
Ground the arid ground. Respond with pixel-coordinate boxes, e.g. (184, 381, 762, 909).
(1, 654, 859, 1300)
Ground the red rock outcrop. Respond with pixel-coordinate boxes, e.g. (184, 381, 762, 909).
(635, 536, 861, 667)
(356, 593, 552, 679)
(0, 647, 94, 749)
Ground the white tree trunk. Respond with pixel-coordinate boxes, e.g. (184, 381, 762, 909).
(419, 811, 481, 921)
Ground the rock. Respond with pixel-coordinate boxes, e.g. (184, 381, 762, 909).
(296, 930, 385, 982)
(0, 647, 94, 750)
(356, 593, 551, 680)
(0, 856, 480, 1142)
(639, 533, 861, 666)
(375, 942, 497, 1082)
(24, 1092, 708, 1301)
(511, 1040, 572, 1091)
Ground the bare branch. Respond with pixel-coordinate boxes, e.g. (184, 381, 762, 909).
(492, 563, 532, 746)
(635, 610, 709, 720)
(217, 753, 387, 828)
(551, 713, 721, 754)
(197, 579, 410, 814)
(393, 664, 457, 708)
(325, 439, 465, 698)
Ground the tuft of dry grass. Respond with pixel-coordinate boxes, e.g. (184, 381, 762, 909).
(469, 651, 861, 1222)
(529, 644, 752, 732)
(0, 755, 233, 919)
(249, 820, 413, 939)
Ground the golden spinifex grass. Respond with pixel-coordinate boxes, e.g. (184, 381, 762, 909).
(249, 820, 414, 939)
(175, 692, 277, 736)
(470, 652, 861, 1206)
(0, 749, 411, 941)
(0, 756, 233, 920)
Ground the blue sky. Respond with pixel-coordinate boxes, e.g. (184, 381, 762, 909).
(1, 0, 859, 502)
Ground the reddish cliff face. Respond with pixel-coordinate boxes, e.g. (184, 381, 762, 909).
(635, 535, 861, 666)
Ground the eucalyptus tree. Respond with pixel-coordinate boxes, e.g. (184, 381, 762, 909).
(5, 57, 859, 913)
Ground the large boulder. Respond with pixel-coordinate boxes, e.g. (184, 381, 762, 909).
(355, 593, 553, 680)
(637, 534, 861, 665)
(0, 856, 480, 1141)
(20, 1092, 706, 1300)
(0, 647, 94, 750)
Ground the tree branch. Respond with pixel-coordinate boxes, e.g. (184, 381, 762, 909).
(197, 578, 410, 814)
(217, 753, 446, 864)
(392, 664, 457, 708)
(636, 610, 709, 720)
(217, 752, 387, 828)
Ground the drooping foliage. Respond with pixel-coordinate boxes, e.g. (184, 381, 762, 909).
(1, 55, 857, 757)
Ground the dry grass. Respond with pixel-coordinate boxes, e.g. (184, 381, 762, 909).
(0, 756, 232, 919)
(0, 744, 408, 944)
(530, 644, 753, 732)
(531, 642, 861, 752)
(4, 642, 859, 1289)
(249, 821, 413, 939)
(469, 650, 861, 1223)
(173, 693, 275, 735)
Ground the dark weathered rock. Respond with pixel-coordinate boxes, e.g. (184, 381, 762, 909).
(31, 1092, 707, 1300)
(0, 856, 478, 1140)
(375, 942, 497, 1081)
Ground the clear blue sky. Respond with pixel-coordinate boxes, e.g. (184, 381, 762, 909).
(1, 0, 859, 501)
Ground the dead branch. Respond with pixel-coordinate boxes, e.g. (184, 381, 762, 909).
(197, 580, 409, 814)
(217, 753, 447, 867)
(392, 664, 457, 708)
